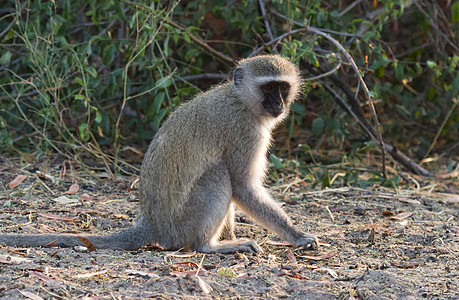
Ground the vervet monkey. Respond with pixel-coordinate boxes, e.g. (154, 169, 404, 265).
(0, 55, 318, 253)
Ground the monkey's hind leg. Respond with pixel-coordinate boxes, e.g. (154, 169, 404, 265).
(186, 163, 261, 254)
(218, 203, 236, 241)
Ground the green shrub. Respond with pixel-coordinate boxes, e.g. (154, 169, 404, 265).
(1, 0, 457, 175)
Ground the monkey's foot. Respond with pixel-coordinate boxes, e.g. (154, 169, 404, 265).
(295, 234, 319, 250)
(197, 239, 262, 254)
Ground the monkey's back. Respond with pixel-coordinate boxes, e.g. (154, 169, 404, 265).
(138, 83, 261, 234)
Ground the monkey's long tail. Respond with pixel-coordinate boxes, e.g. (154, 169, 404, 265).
(0, 224, 149, 250)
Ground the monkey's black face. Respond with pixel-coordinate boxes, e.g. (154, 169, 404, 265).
(260, 81, 290, 118)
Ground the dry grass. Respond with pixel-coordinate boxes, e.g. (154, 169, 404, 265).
(0, 158, 458, 299)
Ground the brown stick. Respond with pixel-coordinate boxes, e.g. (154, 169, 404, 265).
(384, 144, 432, 177)
(316, 68, 433, 176)
(169, 21, 235, 65)
(268, 10, 388, 177)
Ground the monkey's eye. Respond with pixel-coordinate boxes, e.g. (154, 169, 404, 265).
(266, 84, 273, 91)
(280, 84, 288, 90)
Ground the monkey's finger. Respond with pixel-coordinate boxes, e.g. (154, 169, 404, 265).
(295, 235, 319, 250)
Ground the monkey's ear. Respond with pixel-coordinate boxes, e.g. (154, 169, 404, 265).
(233, 68, 244, 86)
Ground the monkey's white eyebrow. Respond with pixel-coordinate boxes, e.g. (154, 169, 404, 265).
(254, 75, 299, 84)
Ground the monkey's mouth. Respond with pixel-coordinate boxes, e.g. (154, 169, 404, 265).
(262, 97, 284, 118)
(264, 105, 284, 117)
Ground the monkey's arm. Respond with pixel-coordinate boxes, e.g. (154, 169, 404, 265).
(232, 182, 318, 249)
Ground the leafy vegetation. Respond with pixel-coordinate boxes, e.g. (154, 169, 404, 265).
(1, 0, 457, 182)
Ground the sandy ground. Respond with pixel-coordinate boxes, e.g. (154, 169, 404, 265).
(0, 164, 458, 299)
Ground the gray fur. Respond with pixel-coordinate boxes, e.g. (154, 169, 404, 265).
(0, 55, 318, 253)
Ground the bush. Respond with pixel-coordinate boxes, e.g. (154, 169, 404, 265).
(1, 0, 457, 174)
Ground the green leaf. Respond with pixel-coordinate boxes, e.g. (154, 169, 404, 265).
(452, 1, 459, 22)
(74, 94, 85, 100)
(395, 64, 404, 81)
(371, 56, 391, 70)
(75, 77, 84, 86)
(375, 66, 385, 77)
(85, 66, 98, 78)
(312, 117, 324, 136)
(156, 77, 171, 89)
(0, 51, 12, 65)
(163, 23, 173, 30)
(153, 92, 166, 113)
(270, 154, 284, 169)
(322, 170, 331, 188)
(290, 103, 306, 117)
(451, 76, 459, 97)
(182, 32, 191, 43)
(153, 109, 168, 129)
(102, 45, 115, 65)
(95, 111, 102, 123)
(79, 123, 90, 142)
(426, 60, 437, 69)
(362, 31, 375, 42)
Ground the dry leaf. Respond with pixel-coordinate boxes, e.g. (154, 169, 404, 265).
(314, 267, 338, 278)
(8, 175, 26, 188)
(0, 255, 31, 264)
(166, 251, 197, 258)
(445, 195, 459, 203)
(398, 220, 409, 226)
(173, 261, 200, 268)
(36, 171, 55, 182)
(286, 273, 310, 280)
(77, 236, 97, 252)
(113, 214, 129, 219)
(124, 269, 160, 279)
(318, 240, 332, 247)
(299, 252, 336, 261)
(76, 269, 108, 279)
(59, 161, 67, 179)
(44, 239, 58, 247)
(382, 210, 394, 216)
(196, 275, 213, 294)
(37, 212, 78, 221)
(81, 193, 91, 201)
(265, 240, 291, 246)
(390, 212, 413, 220)
(287, 251, 297, 264)
(29, 271, 63, 286)
(53, 195, 79, 205)
(368, 228, 376, 243)
(130, 177, 140, 190)
(18, 291, 44, 300)
(65, 183, 79, 195)
(170, 269, 205, 277)
(74, 246, 89, 253)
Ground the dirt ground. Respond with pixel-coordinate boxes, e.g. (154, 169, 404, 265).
(0, 159, 458, 299)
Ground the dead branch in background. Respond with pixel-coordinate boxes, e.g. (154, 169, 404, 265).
(169, 21, 235, 65)
(258, 0, 277, 53)
(318, 76, 433, 176)
(268, 8, 435, 176)
(173, 73, 229, 82)
(269, 11, 388, 178)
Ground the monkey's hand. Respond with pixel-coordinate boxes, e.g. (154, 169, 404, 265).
(294, 234, 319, 250)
